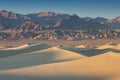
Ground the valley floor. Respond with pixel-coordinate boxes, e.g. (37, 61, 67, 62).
(0, 39, 120, 47)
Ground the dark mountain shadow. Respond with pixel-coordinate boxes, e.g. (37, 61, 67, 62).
(0, 44, 51, 58)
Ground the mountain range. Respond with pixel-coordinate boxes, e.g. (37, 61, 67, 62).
(0, 10, 120, 40)
(0, 10, 120, 31)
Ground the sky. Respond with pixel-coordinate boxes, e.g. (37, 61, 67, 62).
(0, 0, 120, 19)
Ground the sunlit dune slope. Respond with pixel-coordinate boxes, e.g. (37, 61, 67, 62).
(2, 42, 37, 50)
(75, 45, 88, 48)
(97, 42, 116, 49)
(3, 44, 29, 50)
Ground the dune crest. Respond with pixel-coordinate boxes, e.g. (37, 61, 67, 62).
(113, 44, 120, 50)
(3, 44, 29, 50)
(75, 45, 87, 48)
(2, 42, 37, 50)
(39, 47, 86, 60)
(97, 44, 115, 49)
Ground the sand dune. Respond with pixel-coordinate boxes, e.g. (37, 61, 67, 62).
(0, 43, 120, 80)
(0, 51, 119, 80)
(0, 43, 52, 58)
(0, 42, 34, 49)
(61, 46, 111, 56)
(75, 45, 88, 48)
(60, 45, 93, 56)
(97, 44, 115, 49)
(113, 44, 120, 50)
(3, 44, 29, 50)
(0, 47, 85, 70)
(97, 42, 116, 49)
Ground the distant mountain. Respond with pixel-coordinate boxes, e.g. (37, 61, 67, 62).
(0, 9, 120, 31)
(26, 12, 69, 26)
(0, 10, 120, 40)
(0, 10, 29, 19)
(54, 14, 110, 30)
(106, 16, 120, 29)
(114, 16, 120, 22)
(93, 17, 108, 24)
(0, 10, 30, 29)
(81, 17, 93, 21)
(82, 17, 120, 29)
(17, 21, 43, 31)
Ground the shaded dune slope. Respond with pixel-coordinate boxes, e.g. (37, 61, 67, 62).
(0, 74, 110, 80)
(0, 43, 51, 58)
(0, 47, 85, 70)
(61, 44, 120, 56)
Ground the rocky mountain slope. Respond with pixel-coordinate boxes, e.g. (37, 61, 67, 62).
(0, 10, 30, 29)
(54, 14, 110, 30)
(82, 16, 120, 29)
(0, 30, 120, 40)
(27, 12, 69, 26)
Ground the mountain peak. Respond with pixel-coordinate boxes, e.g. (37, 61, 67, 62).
(82, 17, 93, 21)
(65, 14, 80, 20)
(95, 17, 107, 20)
(0, 9, 30, 20)
(0, 10, 11, 18)
(72, 14, 79, 16)
(72, 14, 80, 18)
(32, 12, 66, 17)
(0, 9, 8, 13)
(114, 16, 120, 22)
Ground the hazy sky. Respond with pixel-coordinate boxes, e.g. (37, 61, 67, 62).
(0, 0, 120, 19)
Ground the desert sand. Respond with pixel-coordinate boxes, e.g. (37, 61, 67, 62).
(0, 42, 120, 80)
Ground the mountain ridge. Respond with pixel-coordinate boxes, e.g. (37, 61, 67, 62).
(0, 10, 120, 40)
(1, 9, 120, 30)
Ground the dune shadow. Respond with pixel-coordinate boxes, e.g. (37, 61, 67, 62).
(0, 50, 80, 70)
(0, 74, 112, 80)
(61, 47, 91, 52)
(62, 47, 120, 56)
(79, 48, 111, 56)
(0, 44, 51, 58)
(61, 48, 110, 56)
(111, 49, 120, 53)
